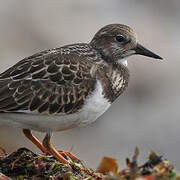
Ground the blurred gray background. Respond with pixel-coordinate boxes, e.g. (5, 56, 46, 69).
(0, 0, 180, 171)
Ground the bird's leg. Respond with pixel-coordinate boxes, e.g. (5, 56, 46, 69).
(22, 129, 47, 153)
(23, 129, 76, 163)
(42, 132, 69, 165)
(58, 150, 78, 161)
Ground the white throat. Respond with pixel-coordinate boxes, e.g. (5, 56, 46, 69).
(117, 58, 128, 67)
(117, 49, 136, 66)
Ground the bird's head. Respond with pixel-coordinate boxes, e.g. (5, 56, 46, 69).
(90, 24, 163, 64)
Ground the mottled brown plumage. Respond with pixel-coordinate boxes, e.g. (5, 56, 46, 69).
(0, 42, 131, 115)
(0, 24, 162, 166)
(0, 44, 99, 114)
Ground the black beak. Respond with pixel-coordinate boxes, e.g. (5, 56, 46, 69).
(135, 43, 163, 60)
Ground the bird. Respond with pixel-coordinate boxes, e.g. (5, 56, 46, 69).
(0, 24, 162, 167)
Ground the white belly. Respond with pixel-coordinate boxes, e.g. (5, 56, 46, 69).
(0, 81, 111, 132)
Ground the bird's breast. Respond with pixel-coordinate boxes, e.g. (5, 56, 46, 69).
(97, 63, 129, 103)
(78, 80, 111, 126)
(111, 68, 129, 96)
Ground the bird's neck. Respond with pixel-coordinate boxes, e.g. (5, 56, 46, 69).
(117, 58, 128, 67)
(90, 43, 128, 67)
(95, 61, 129, 103)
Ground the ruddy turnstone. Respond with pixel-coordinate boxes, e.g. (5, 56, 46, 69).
(0, 24, 162, 166)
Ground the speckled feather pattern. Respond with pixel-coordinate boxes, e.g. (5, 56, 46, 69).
(0, 44, 101, 115)
(0, 24, 133, 132)
(0, 44, 129, 116)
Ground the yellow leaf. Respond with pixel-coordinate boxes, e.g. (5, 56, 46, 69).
(97, 156, 118, 173)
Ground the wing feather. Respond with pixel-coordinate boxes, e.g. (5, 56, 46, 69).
(0, 46, 97, 115)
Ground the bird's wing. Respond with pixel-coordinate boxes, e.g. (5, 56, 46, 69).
(0, 48, 97, 114)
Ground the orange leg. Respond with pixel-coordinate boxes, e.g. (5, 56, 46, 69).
(23, 129, 72, 169)
(58, 150, 78, 161)
(22, 129, 47, 153)
(42, 132, 70, 165)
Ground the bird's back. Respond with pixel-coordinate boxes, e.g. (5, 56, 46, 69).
(0, 43, 129, 132)
(0, 44, 99, 114)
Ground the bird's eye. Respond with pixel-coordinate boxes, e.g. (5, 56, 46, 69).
(115, 35, 126, 43)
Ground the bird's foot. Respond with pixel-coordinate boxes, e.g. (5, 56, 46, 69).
(58, 150, 79, 162)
